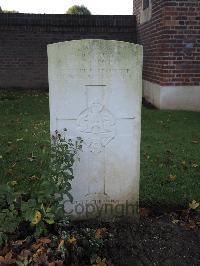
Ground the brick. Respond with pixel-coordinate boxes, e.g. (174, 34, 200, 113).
(0, 14, 137, 89)
(133, 0, 200, 86)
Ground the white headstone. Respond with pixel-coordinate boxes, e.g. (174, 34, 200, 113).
(48, 39, 143, 219)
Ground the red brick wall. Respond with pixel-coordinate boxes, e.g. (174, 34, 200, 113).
(133, 0, 200, 86)
(0, 14, 137, 89)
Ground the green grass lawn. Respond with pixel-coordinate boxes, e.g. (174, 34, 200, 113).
(0, 90, 200, 209)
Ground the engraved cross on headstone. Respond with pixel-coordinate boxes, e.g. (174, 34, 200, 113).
(56, 85, 135, 199)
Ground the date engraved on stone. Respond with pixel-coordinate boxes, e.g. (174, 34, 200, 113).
(77, 102, 116, 153)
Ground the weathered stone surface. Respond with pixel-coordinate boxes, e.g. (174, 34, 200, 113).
(48, 39, 143, 219)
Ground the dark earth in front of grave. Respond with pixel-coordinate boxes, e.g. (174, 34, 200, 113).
(1, 210, 199, 266)
(75, 212, 200, 266)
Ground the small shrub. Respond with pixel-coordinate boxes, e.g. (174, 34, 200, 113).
(0, 130, 82, 245)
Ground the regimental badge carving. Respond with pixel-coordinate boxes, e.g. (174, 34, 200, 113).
(77, 102, 116, 153)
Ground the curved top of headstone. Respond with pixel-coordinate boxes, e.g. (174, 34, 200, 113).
(48, 38, 141, 47)
(47, 39, 143, 68)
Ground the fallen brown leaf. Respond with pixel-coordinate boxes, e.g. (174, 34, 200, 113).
(19, 249, 32, 258)
(40, 237, 51, 244)
(0, 243, 10, 256)
(139, 208, 151, 218)
(95, 228, 107, 239)
(33, 247, 46, 260)
(169, 175, 177, 181)
(48, 263, 56, 266)
(68, 236, 77, 245)
(58, 239, 65, 249)
(0, 252, 16, 264)
(31, 242, 43, 251)
(192, 163, 199, 168)
(189, 200, 199, 210)
(172, 219, 179, 224)
(192, 140, 199, 144)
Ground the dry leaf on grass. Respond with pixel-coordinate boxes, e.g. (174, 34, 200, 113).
(95, 228, 107, 239)
(192, 163, 199, 168)
(58, 239, 65, 249)
(169, 175, 177, 181)
(68, 236, 77, 245)
(93, 257, 107, 266)
(189, 200, 199, 210)
(172, 219, 179, 224)
(191, 140, 199, 144)
(40, 237, 51, 244)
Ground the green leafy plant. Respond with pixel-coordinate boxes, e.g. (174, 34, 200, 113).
(47, 227, 110, 265)
(0, 130, 82, 245)
(50, 129, 82, 202)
